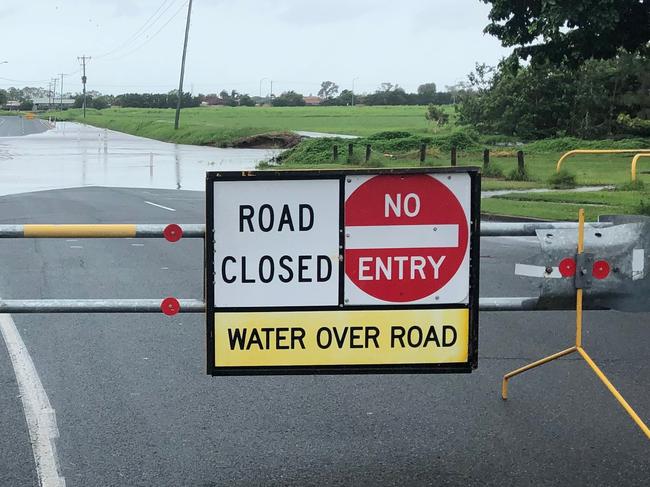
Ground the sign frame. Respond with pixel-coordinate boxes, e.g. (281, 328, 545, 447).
(206, 167, 481, 376)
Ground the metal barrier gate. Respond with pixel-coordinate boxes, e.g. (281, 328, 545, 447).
(1, 217, 648, 439)
(0, 220, 617, 314)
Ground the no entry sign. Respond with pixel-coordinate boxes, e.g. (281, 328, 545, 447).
(345, 174, 470, 304)
(206, 168, 480, 375)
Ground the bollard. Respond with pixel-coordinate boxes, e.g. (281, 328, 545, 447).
(517, 150, 525, 171)
(333, 145, 338, 162)
(365, 144, 371, 163)
(420, 143, 426, 163)
(451, 146, 457, 166)
(483, 149, 490, 168)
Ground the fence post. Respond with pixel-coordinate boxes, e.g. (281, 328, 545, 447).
(333, 145, 338, 162)
(365, 144, 371, 163)
(420, 143, 426, 163)
(517, 150, 525, 171)
(348, 143, 353, 159)
(451, 146, 457, 166)
(483, 148, 490, 169)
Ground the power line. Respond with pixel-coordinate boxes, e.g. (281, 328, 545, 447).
(100, 1, 189, 62)
(94, 0, 179, 60)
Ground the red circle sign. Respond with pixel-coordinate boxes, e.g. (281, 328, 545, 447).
(345, 175, 468, 302)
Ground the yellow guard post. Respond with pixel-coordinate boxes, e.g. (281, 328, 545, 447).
(501, 209, 650, 440)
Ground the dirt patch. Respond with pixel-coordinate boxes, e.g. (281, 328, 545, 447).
(228, 132, 302, 149)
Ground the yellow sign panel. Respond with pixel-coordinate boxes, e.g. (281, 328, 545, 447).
(214, 309, 468, 367)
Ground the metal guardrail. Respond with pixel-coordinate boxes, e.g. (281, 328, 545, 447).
(555, 149, 650, 180)
(631, 153, 650, 182)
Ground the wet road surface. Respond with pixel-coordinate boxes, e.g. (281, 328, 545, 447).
(0, 117, 279, 196)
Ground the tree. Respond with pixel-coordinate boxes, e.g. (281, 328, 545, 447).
(318, 81, 339, 100)
(0, 90, 7, 106)
(19, 99, 33, 111)
(425, 104, 449, 127)
(417, 83, 437, 97)
(219, 90, 240, 107)
(271, 91, 306, 107)
(239, 94, 255, 107)
(92, 96, 110, 110)
(457, 52, 650, 139)
(482, 0, 650, 66)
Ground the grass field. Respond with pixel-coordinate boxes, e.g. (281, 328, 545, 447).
(45, 105, 450, 145)
(37, 105, 650, 221)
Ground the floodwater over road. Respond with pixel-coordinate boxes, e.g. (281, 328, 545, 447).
(0, 116, 280, 196)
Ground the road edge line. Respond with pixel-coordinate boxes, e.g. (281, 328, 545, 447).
(0, 313, 66, 487)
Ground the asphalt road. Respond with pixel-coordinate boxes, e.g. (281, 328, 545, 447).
(0, 186, 648, 486)
(0, 115, 49, 137)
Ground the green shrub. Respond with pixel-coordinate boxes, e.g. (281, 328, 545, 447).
(428, 127, 480, 151)
(617, 179, 645, 191)
(276, 138, 346, 165)
(366, 131, 412, 140)
(526, 136, 650, 152)
(482, 164, 504, 178)
(636, 199, 650, 215)
(506, 165, 530, 181)
(548, 169, 577, 189)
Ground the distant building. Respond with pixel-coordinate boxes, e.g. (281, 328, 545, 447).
(32, 98, 76, 111)
(203, 95, 225, 106)
(303, 96, 321, 106)
(3, 100, 20, 110)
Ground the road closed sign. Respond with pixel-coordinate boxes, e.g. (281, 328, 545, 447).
(206, 168, 480, 375)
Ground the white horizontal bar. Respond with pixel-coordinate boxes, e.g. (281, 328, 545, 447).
(632, 248, 644, 281)
(346, 224, 459, 249)
(515, 263, 562, 278)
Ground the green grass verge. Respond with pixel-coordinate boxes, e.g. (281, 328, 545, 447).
(43, 105, 452, 146)
(483, 189, 650, 221)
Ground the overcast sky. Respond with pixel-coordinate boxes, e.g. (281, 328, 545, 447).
(0, 0, 511, 96)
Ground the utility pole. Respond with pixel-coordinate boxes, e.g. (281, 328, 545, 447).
(59, 73, 65, 111)
(78, 55, 91, 118)
(174, 0, 193, 130)
(51, 78, 58, 111)
(352, 77, 359, 107)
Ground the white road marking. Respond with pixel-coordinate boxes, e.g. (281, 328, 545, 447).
(144, 200, 176, 212)
(131, 243, 145, 247)
(0, 313, 66, 487)
(69, 246, 83, 249)
(65, 239, 78, 242)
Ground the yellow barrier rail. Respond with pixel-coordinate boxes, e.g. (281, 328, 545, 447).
(631, 153, 650, 182)
(556, 149, 650, 181)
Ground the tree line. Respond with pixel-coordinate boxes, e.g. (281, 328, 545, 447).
(457, 0, 650, 139)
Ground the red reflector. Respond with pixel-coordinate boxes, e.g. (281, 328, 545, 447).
(592, 260, 610, 280)
(163, 224, 183, 242)
(559, 258, 576, 277)
(161, 297, 180, 316)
